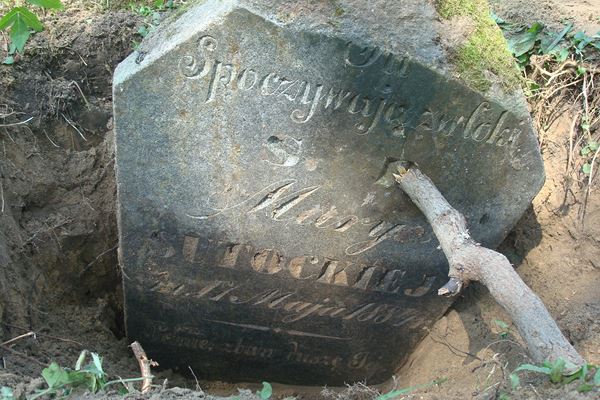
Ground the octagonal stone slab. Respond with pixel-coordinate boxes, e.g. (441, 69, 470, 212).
(113, 0, 544, 386)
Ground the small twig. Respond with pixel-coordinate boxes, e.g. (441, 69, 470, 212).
(69, 81, 91, 110)
(130, 341, 158, 394)
(566, 112, 580, 173)
(80, 243, 118, 275)
(188, 366, 203, 393)
(0, 176, 4, 214)
(429, 333, 482, 361)
(0, 323, 84, 346)
(61, 113, 87, 141)
(580, 144, 600, 226)
(43, 129, 61, 148)
(1, 331, 36, 346)
(0, 116, 33, 127)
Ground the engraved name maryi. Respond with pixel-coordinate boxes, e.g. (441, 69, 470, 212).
(188, 178, 428, 256)
(178, 35, 524, 147)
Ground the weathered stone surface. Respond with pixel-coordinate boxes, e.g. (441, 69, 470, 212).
(113, 0, 544, 385)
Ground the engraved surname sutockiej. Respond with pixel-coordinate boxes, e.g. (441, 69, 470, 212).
(178, 35, 525, 149)
(178, 234, 435, 297)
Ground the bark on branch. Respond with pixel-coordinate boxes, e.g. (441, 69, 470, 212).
(130, 341, 158, 393)
(393, 162, 585, 368)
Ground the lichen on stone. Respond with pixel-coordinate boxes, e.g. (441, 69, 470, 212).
(435, 0, 520, 92)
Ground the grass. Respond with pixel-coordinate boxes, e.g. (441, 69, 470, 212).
(508, 358, 600, 395)
(435, 0, 521, 91)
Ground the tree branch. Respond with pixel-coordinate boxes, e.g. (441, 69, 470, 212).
(393, 162, 585, 368)
(130, 341, 158, 393)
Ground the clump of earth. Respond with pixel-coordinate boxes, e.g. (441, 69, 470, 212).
(0, 1, 598, 399)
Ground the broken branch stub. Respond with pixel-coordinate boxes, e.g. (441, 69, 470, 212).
(394, 163, 585, 368)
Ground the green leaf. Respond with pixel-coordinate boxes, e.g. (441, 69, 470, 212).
(375, 378, 447, 399)
(1, 387, 14, 400)
(42, 363, 70, 388)
(508, 23, 544, 57)
(577, 383, 594, 393)
(594, 367, 600, 385)
(259, 382, 272, 400)
(551, 46, 570, 62)
(577, 66, 587, 75)
(494, 319, 509, 330)
(376, 388, 416, 400)
(582, 163, 592, 174)
(25, 0, 64, 10)
(510, 373, 520, 389)
(10, 14, 32, 53)
(588, 141, 599, 151)
(91, 353, 104, 376)
(0, 7, 43, 53)
(2, 56, 14, 64)
(549, 358, 566, 383)
(75, 350, 87, 371)
(490, 12, 506, 26)
(6, 7, 43, 31)
(540, 22, 573, 54)
(514, 364, 552, 375)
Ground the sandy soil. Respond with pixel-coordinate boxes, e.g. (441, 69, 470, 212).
(0, 1, 599, 399)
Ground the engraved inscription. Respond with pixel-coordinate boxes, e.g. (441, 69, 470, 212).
(147, 274, 423, 327)
(146, 322, 378, 372)
(188, 180, 427, 255)
(178, 36, 525, 149)
(180, 235, 435, 296)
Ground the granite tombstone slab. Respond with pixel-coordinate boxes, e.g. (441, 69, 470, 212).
(113, 0, 545, 385)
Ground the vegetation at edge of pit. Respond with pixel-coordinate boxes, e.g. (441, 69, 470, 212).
(435, 0, 521, 92)
(497, 358, 600, 399)
(0, 349, 448, 399)
(0, 0, 63, 64)
(0, 350, 146, 399)
(495, 16, 600, 176)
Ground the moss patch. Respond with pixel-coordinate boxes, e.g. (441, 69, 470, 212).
(435, 0, 519, 92)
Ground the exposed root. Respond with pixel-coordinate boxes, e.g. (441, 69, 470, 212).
(526, 54, 600, 222)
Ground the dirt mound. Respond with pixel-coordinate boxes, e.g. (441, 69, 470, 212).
(0, 4, 141, 385)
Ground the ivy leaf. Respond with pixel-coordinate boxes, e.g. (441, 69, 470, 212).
(42, 363, 70, 388)
(0, 7, 43, 32)
(10, 15, 32, 53)
(0, 7, 43, 54)
(548, 358, 566, 383)
(540, 22, 572, 54)
(582, 163, 592, 175)
(550, 46, 569, 62)
(259, 382, 272, 400)
(494, 319, 509, 330)
(510, 373, 520, 389)
(513, 363, 552, 375)
(508, 22, 544, 57)
(25, 0, 64, 10)
(1, 387, 14, 400)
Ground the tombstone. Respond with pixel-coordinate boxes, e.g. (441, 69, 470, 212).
(113, 0, 544, 386)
